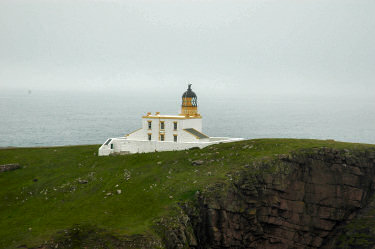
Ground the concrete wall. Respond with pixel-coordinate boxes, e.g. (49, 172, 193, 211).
(182, 118, 203, 132)
(142, 118, 158, 141)
(179, 129, 200, 142)
(98, 115, 241, 156)
(126, 128, 145, 140)
(141, 117, 202, 143)
(98, 136, 244, 156)
(98, 146, 112, 156)
(118, 139, 210, 154)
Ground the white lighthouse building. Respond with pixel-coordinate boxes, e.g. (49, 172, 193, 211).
(98, 85, 243, 156)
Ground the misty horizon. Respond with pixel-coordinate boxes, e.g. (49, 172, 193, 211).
(1, 0, 374, 98)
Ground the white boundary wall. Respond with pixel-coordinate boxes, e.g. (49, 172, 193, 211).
(98, 137, 243, 156)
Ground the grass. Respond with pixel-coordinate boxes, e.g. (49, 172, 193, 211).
(0, 139, 374, 248)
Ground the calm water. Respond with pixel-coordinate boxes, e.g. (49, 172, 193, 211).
(0, 91, 374, 147)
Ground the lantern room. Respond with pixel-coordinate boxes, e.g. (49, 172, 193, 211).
(181, 84, 200, 117)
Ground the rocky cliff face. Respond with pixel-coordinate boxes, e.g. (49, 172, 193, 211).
(162, 147, 375, 249)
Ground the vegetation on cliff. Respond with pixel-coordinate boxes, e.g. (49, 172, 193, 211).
(0, 139, 374, 248)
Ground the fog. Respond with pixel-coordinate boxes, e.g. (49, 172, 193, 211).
(1, 0, 374, 98)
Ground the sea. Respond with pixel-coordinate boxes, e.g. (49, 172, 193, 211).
(0, 91, 374, 147)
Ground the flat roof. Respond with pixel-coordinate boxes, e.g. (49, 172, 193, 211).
(183, 128, 209, 139)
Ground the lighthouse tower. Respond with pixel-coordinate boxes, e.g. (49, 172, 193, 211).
(180, 84, 200, 117)
(98, 84, 243, 155)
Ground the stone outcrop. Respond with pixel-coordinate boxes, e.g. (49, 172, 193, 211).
(155, 207, 198, 249)
(163, 147, 375, 249)
(0, 163, 20, 172)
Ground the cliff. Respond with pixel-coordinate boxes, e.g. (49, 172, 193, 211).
(159, 147, 375, 249)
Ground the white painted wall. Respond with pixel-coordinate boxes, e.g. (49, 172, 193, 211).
(126, 128, 145, 140)
(179, 129, 200, 142)
(140, 117, 203, 143)
(98, 114, 233, 156)
(98, 145, 112, 156)
(98, 136, 244, 156)
(182, 118, 203, 132)
(118, 139, 211, 153)
(142, 118, 157, 141)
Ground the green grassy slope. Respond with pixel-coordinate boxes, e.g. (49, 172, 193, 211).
(0, 139, 373, 248)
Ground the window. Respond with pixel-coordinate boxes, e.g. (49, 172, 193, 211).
(160, 134, 165, 141)
(148, 121, 152, 130)
(110, 144, 113, 149)
(148, 134, 152, 141)
(160, 121, 165, 130)
(174, 135, 177, 142)
(173, 122, 177, 130)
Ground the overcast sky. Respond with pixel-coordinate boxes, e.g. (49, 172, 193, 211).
(0, 0, 374, 97)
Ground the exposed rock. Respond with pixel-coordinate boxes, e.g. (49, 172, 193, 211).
(78, 179, 88, 184)
(192, 160, 204, 166)
(165, 147, 375, 249)
(155, 207, 198, 249)
(0, 163, 21, 172)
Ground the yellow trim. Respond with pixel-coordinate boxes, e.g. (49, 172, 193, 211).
(125, 128, 142, 137)
(142, 116, 202, 119)
(180, 107, 199, 116)
(183, 129, 209, 139)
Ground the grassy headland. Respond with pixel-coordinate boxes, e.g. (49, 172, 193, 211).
(0, 139, 373, 248)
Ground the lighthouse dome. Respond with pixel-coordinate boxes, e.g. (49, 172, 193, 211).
(181, 84, 198, 115)
(182, 84, 197, 98)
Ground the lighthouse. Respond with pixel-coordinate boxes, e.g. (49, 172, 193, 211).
(181, 84, 200, 117)
(98, 84, 243, 156)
